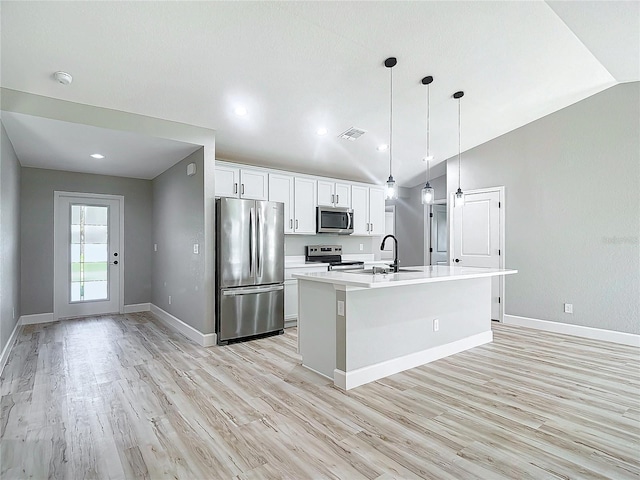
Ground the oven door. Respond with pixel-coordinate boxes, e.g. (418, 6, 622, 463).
(316, 207, 354, 234)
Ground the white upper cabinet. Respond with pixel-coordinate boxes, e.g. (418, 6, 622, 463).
(351, 185, 369, 235)
(368, 187, 386, 235)
(215, 165, 240, 198)
(269, 173, 294, 233)
(215, 164, 268, 200)
(351, 185, 385, 236)
(317, 180, 351, 208)
(240, 169, 268, 200)
(294, 177, 317, 234)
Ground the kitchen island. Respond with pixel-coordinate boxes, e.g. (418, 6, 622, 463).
(293, 265, 517, 390)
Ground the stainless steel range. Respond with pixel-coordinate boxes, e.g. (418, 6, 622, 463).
(305, 245, 365, 271)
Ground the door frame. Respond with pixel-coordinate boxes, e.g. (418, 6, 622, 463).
(424, 199, 447, 266)
(53, 191, 125, 320)
(449, 186, 506, 321)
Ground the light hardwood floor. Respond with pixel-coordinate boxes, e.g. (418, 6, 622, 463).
(1, 312, 638, 479)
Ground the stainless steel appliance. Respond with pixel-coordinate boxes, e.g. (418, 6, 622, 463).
(316, 206, 354, 235)
(305, 245, 365, 271)
(216, 197, 284, 344)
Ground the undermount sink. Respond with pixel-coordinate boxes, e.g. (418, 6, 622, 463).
(351, 268, 422, 275)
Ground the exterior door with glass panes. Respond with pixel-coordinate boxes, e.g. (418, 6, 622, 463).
(54, 192, 123, 319)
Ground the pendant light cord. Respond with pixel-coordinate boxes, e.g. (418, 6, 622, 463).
(389, 65, 393, 179)
(426, 82, 430, 183)
(457, 96, 461, 190)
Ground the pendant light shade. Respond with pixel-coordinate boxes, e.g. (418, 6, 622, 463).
(421, 75, 435, 205)
(453, 90, 465, 208)
(384, 57, 398, 200)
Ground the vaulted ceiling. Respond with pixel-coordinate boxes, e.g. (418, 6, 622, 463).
(1, 1, 638, 184)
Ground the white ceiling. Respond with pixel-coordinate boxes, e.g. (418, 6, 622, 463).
(1, 112, 201, 180)
(1, 1, 637, 186)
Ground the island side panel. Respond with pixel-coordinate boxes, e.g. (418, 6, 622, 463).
(343, 277, 492, 383)
(297, 278, 337, 379)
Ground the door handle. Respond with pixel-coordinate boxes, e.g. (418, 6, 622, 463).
(257, 209, 263, 277)
(336, 194, 339, 204)
(249, 208, 254, 276)
(295, 219, 299, 229)
(331, 194, 335, 204)
(290, 219, 293, 229)
(370, 222, 374, 232)
(234, 183, 238, 194)
(241, 184, 245, 195)
(110, 261, 118, 265)
(454, 258, 461, 263)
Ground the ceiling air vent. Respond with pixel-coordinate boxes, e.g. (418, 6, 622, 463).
(338, 127, 367, 141)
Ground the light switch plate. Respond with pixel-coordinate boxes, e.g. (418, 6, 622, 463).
(193, 244, 199, 254)
(337, 300, 345, 316)
(564, 303, 573, 314)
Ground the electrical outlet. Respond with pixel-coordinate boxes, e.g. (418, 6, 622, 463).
(193, 243, 199, 254)
(154, 243, 158, 252)
(359, 244, 364, 251)
(564, 303, 573, 314)
(168, 295, 172, 305)
(433, 318, 439, 332)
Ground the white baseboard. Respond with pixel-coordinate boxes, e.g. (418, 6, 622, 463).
(20, 312, 54, 325)
(124, 303, 151, 313)
(1, 319, 22, 375)
(284, 318, 297, 329)
(503, 315, 640, 347)
(334, 330, 493, 390)
(149, 304, 216, 347)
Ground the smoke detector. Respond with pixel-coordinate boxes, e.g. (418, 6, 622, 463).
(338, 127, 366, 141)
(53, 71, 73, 85)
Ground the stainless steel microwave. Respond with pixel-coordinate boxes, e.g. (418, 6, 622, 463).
(316, 206, 354, 235)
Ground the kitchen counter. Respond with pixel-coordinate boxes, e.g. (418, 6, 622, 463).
(296, 265, 517, 390)
(292, 265, 516, 288)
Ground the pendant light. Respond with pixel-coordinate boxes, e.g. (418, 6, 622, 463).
(453, 90, 465, 207)
(421, 75, 435, 205)
(384, 57, 398, 200)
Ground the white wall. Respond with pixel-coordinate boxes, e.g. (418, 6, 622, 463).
(446, 82, 639, 334)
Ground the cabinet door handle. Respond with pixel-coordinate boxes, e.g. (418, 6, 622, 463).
(290, 219, 293, 229)
(366, 223, 370, 232)
(241, 184, 245, 195)
(331, 194, 335, 204)
(336, 194, 339, 204)
(370, 223, 374, 232)
(234, 183, 238, 194)
(295, 219, 299, 229)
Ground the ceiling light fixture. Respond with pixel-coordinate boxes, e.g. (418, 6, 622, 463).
(90, 153, 105, 159)
(377, 144, 388, 152)
(384, 57, 398, 200)
(234, 106, 248, 116)
(421, 75, 435, 205)
(316, 127, 328, 136)
(453, 90, 465, 207)
(53, 71, 73, 85)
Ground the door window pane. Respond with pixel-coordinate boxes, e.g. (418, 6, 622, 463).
(70, 204, 109, 302)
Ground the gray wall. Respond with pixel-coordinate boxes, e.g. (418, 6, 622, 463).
(20, 168, 153, 315)
(152, 149, 208, 333)
(446, 82, 640, 334)
(1, 122, 21, 353)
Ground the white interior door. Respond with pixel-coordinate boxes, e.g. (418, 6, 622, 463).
(54, 192, 123, 319)
(451, 188, 503, 320)
(430, 204, 448, 265)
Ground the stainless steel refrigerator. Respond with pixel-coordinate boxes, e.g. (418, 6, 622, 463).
(215, 197, 285, 344)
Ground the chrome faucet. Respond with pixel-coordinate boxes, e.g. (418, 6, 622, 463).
(380, 234, 399, 273)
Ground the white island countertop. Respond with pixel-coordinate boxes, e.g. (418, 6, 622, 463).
(293, 265, 517, 289)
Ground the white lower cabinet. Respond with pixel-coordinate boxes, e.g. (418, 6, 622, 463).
(284, 279, 298, 323)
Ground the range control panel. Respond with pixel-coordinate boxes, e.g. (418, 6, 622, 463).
(306, 245, 342, 257)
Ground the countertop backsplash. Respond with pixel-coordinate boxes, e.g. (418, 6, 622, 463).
(284, 234, 381, 258)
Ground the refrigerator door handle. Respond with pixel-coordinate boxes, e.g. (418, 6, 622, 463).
(249, 207, 254, 277)
(257, 208, 264, 277)
(222, 285, 284, 296)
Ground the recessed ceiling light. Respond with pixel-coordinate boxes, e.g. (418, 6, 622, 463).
(90, 153, 105, 159)
(316, 128, 328, 136)
(234, 106, 248, 116)
(377, 144, 389, 152)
